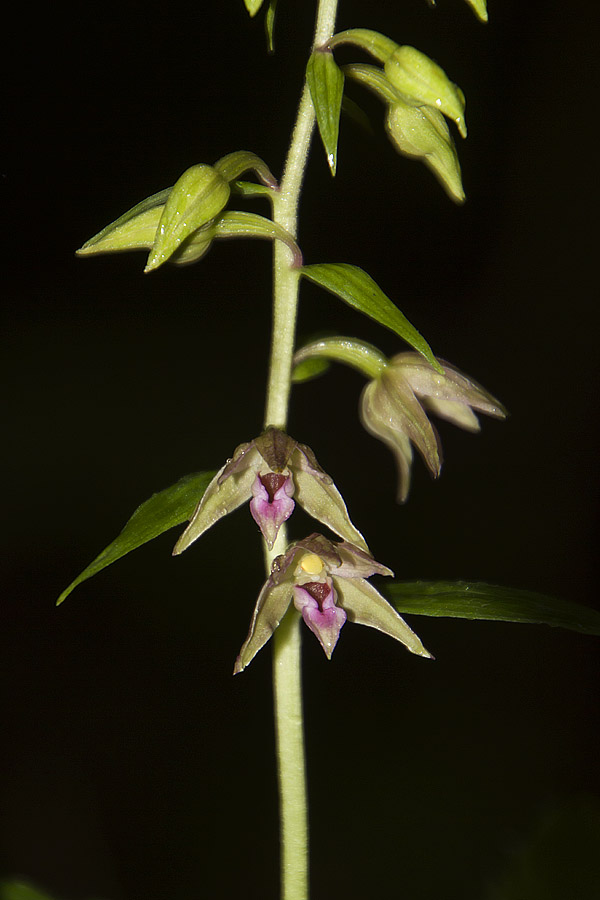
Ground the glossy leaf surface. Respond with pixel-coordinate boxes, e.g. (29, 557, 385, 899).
(57, 471, 216, 605)
(300, 263, 441, 371)
(306, 50, 344, 175)
(386, 581, 600, 635)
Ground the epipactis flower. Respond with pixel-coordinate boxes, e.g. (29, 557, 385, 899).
(360, 353, 506, 502)
(173, 427, 368, 554)
(234, 533, 432, 672)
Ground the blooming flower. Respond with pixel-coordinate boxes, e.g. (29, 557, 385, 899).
(360, 352, 506, 502)
(173, 427, 368, 554)
(234, 533, 431, 672)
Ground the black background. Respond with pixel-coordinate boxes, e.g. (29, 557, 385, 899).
(3, 1, 598, 898)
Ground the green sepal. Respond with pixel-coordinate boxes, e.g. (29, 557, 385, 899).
(145, 165, 230, 272)
(300, 263, 442, 372)
(465, 0, 488, 22)
(244, 0, 264, 16)
(294, 336, 388, 380)
(76, 188, 171, 256)
(265, 0, 278, 53)
(342, 63, 400, 105)
(329, 28, 398, 64)
(213, 211, 302, 265)
(306, 50, 345, 175)
(57, 471, 216, 606)
(214, 151, 278, 189)
(386, 581, 600, 636)
(291, 356, 331, 383)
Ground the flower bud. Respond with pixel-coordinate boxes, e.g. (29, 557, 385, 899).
(145, 164, 230, 272)
(385, 101, 465, 203)
(384, 46, 467, 138)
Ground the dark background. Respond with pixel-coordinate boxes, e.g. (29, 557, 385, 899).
(3, 0, 598, 898)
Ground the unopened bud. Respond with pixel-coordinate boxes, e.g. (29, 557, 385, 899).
(386, 101, 465, 203)
(384, 46, 467, 138)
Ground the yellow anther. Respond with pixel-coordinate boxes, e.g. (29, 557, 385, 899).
(299, 553, 324, 575)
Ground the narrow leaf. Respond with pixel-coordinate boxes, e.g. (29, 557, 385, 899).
(386, 581, 600, 636)
(300, 263, 441, 371)
(57, 471, 216, 605)
(306, 50, 345, 175)
(265, 0, 278, 53)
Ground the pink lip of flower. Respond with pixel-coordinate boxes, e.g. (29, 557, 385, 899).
(360, 352, 507, 503)
(233, 533, 433, 673)
(173, 427, 368, 554)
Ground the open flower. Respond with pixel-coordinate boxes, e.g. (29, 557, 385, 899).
(173, 427, 368, 554)
(234, 534, 431, 672)
(360, 353, 506, 502)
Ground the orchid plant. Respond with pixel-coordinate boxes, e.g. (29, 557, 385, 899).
(54, 1, 600, 899)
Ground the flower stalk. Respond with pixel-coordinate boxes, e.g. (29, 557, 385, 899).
(264, 2, 340, 897)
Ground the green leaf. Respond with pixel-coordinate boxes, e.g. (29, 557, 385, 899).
(265, 0, 278, 53)
(244, 0, 264, 16)
(386, 581, 600, 636)
(306, 50, 345, 175)
(300, 263, 441, 372)
(57, 471, 216, 606)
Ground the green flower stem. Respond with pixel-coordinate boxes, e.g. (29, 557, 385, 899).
(263, 2, 339, 898)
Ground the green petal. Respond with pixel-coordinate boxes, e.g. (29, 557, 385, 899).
(306, 50, 345, 175)
(300, 263, 442, 372)
(57, 471, 216, 605)
(386, 582, 600, 635)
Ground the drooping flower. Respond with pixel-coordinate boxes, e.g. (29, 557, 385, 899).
(360, 352, 506, 502)
(234, 533, 432, 672)
(173, 427, 368, 554)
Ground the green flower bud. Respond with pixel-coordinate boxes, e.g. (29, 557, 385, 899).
(145, 164, 230, 272)
(384, 46, 467, 138)
(386, 101, 465, 203)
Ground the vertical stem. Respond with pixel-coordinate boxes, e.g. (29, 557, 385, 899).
(263, 3, 339, 899)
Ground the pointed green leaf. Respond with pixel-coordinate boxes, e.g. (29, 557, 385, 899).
(57, 471, 216, 606)
(77, 188, 171, 256)
(386, 581, 600, 636)
(265, 0, 278, 53)
(244, 0, 264, 16)
(306, 50, 345, 175)
(300, 263, 442, 372)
